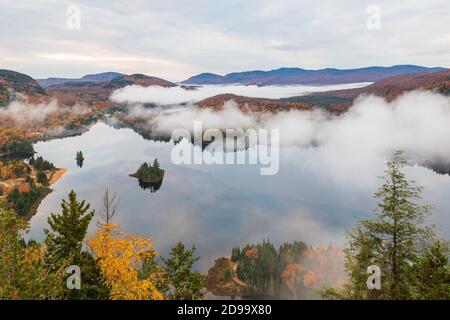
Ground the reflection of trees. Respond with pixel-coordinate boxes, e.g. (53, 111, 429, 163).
(76, 158, 84, 168)
(137, 178, 163, 193)
(418, 159, 450, 176)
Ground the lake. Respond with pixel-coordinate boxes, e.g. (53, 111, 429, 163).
(28, 122, 450, 272)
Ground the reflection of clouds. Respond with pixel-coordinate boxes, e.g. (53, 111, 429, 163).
(28, 122, 450, 272)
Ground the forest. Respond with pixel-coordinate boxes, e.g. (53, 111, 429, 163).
(0, 155, 57, 217)
(207, 151, 450, 300)
(130, 158, 165, 183)
(0, 151, 449, 300)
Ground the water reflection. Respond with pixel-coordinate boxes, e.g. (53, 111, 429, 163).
(76, 151, 84, 168)
(135, 177, 163, 193)
(27, 122, 450, 272)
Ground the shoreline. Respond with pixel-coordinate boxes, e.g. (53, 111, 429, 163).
(25, 167, 68, 220)
(49, 168, 68, 184)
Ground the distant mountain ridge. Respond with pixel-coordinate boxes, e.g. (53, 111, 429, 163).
(195, 69, 450, 112)
(284, 69, 450, 112)
(37, 72, 125, 88)
(182, 65, 447, 86)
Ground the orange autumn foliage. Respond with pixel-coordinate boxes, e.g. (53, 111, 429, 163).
(281, 245, 345, 295)
(245, 247, 258, 258)
(88, 223, 164, 300)
(281, 264, 305, 292)
(0, 160, 30, 181)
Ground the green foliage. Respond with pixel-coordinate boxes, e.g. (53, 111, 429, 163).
(0, 207, 64, 299)
(7, 185, 45, 217)
(76, 151, 84, 168)
(224, 268, 232, 280)
(231, 240, 309, 296)
(44, 190, 109, 299)
(133, 159, 164, 183)
(0, 138, 34, 157)
(29, 156, 55, 171)
(231, 246, 241, 262)
(160, 242, 205, 300)
(411, 240, 450, 299)
(235, 239, 279, 294)
(37, 171, 48, 186)
(76, 151, 84, 162)
(324, 151, 448, 300)
(44, 190, 95, 263)
(281, 95, 353, 109)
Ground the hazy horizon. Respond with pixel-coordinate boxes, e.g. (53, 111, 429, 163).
(1, 1, 449, 81)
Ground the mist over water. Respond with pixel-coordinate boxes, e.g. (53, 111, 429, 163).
(27, 121, 450, 272)
(110, 82, 370, 104)
(19, 83, 450, 272)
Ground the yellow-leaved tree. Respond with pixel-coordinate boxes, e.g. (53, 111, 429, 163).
(88, 223, 164, 300)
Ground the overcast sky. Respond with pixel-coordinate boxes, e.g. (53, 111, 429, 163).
(0, 0, 449, 81)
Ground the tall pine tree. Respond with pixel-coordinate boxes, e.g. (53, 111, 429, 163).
(45, 190, 94, 262)
(44, 190, 109, 299)
(160, 242, 204, 300)
(324, 151, 436, 299)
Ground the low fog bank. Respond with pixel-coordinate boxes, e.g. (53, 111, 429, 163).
(0, 99, 91, 126)
(119, 90, 450, 166)
(110, 82, 369, 104)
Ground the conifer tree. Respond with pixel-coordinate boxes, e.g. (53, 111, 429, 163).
(323, 151, 437, 299)
(412, 240, 450, 299)
(153, 158, 160, 170)
(45, 190, 94, 262)
(44, 190, 109, 299)
(161, 242, 204, 300)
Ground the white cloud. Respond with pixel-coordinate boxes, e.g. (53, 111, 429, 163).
(0, 100, 59, 125)
(0, 1, 448, 80)
(0, 99, 91, 126)
(120, 89, 450, 167)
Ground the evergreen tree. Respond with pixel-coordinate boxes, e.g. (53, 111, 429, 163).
(231, 246, 241, 262)
(45, 190, 94, 262)
(324, 151, 436, 300)
(161, 242, 204, 300)
(153, 158, 160, 170)
(412, 240, 450, 299)
(76, 151, 84, 168)
(0, 207, 64, 299)
(44, 190, 109, 299)
(37, 171, 48, 186)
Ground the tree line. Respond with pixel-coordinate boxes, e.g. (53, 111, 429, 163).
(0, 189, 204, 300)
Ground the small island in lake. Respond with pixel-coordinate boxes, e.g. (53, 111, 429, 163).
(76, 151, 84, 168)
(130, 158, 165, 192)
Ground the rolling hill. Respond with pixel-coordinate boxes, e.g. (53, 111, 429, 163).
(196, 70, 450, 112)
(0, 69, 48, 106)
(183, 65, 447, 86)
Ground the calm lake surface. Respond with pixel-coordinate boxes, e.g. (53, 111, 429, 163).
(28, 122, 450, 271)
